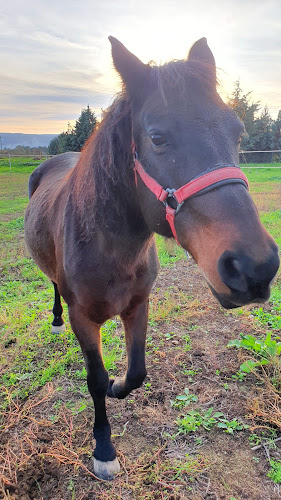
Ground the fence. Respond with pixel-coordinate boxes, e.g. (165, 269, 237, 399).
(1, 151, 281, 172)
(239, 150, 281, 164)
(0, 153, 54, 172)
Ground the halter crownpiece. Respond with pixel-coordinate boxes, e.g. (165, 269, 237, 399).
(132, 142, 249, 245)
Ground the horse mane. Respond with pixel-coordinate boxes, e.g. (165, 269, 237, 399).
(72, 58, 218, 233)
(72, 93, 133, 231)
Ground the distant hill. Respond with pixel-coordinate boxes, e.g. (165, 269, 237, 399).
(0, 133, 57, 149)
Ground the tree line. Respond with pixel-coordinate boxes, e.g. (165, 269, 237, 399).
(48, 84, 280, 160)
(227, 81, 281, 162)
(0, 146, 48, 155)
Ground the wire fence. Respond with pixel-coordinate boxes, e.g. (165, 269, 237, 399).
(1, 151, 281, 172)
(240, 150, 281, 164)
(0, 153, 54, 172)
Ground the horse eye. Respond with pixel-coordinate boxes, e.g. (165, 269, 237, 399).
(150, 134, 167, 147)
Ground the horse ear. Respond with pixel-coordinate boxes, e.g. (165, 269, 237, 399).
(109, 36, 151, 91)
(188, 38, 216, 80)
(188, 37, 216, 65)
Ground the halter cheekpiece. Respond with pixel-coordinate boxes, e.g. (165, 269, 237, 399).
(132, 142, 249, 245)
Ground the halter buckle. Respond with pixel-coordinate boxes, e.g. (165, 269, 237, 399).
(164, 188, 184, 214)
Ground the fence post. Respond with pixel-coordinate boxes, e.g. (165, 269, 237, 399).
(9, 154, 11, 172)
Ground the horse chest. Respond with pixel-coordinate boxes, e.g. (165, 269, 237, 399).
(64, 257, 156, 319)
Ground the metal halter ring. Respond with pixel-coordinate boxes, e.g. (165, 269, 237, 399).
(164, 188, 184, 214)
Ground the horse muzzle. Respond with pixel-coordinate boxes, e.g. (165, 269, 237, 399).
(210, 245, 280, 308)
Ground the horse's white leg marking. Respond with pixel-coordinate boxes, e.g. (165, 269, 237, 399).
(51, 323, 66, 334)
(93, 456, 120, 481)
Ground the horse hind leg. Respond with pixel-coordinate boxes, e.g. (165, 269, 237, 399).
(51, 281, 66, 334)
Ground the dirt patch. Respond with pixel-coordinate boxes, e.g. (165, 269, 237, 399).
(1, 259, 280, 499)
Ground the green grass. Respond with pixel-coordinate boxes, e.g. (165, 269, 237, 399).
(0, 156, 43, 174)
(242, 164, 281, 183)
(155, 234, 183, 266)
(260, 211, 281, 247)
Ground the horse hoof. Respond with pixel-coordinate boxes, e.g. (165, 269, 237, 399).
(107, 379, 127, 399)
(107, 379, 116, 397)
(51, 323, 66, 334)
(93, 457, 120, 480)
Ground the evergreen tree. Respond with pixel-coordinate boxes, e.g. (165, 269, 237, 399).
(252, 106, 273, 151)
(48, 106, 97, 154)
(48, 136, 61, 155)
(227, 80, 260, 150)
(272, 110, 281, 150)
(74, 105, 97, 151)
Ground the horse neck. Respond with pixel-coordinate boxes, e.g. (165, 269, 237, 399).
(71, 134, 152, 251)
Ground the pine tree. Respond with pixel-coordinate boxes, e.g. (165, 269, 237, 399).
(252, 106, 273, 151)
(48, 136, 61, 155)
(272, 110, 281, 150)
(48, 107, 97, 154)
(74, 106, 97, 151)
(227, 80, 260, 150)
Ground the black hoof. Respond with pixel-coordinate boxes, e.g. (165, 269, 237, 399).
(107, 378, 128, 399)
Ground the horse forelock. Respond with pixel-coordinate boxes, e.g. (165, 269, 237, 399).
(151, 59, 218, 103)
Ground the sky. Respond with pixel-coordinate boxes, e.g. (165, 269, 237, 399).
(1, 0, 281, 134)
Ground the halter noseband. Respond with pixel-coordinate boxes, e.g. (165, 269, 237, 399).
(132, 142, 249, 245)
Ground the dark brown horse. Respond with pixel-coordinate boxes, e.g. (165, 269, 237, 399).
(24, 37, 280, 480)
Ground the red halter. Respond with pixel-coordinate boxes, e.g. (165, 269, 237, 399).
(132, 143, 249, 245)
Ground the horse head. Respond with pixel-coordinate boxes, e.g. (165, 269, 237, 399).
(109, 36, 279, 309)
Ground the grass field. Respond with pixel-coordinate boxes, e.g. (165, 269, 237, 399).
(0, 158, 281, 499)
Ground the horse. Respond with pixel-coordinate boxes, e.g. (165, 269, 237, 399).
(24, 36, 280, 480)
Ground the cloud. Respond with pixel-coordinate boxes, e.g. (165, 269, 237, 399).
(1, 0, 281, 132)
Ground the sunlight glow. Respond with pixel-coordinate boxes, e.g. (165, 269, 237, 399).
(1, 0, 280, 132)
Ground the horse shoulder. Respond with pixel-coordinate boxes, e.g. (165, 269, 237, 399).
(62, 229, 159, 317)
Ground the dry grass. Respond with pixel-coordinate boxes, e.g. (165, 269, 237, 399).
(0, 383, 209, 500)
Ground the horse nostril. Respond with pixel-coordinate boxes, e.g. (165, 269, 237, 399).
(224, 257, 242, 278)
(218, 248, 280, 298)
(218, 252, 248, 293)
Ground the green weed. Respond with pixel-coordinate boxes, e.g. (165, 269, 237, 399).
(228, 332, 281, 387)
(216, 418, 248, 434)
(251, 306, 281, 331)
(170, 388, 198, 409)
(177, 408, 223, 433)
(176, 407, 249, 435)
(267, 460, 281, 484)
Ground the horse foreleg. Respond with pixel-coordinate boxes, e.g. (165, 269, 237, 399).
(107, 299, 148, 399)
(68, 304, 120, 480)
(51, 282, 65, 334)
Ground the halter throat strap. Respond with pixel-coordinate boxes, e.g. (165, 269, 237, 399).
(132, 143, 249, 245)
